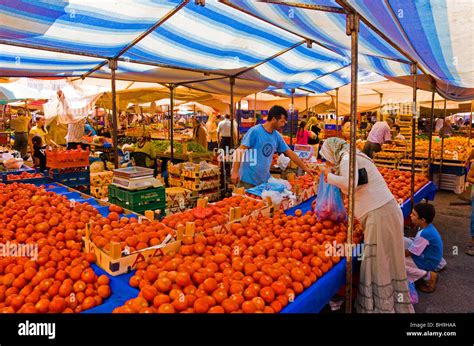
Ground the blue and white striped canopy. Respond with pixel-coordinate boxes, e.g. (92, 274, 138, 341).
(0, 0, 472, 100)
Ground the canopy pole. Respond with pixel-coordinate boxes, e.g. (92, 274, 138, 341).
(438, 99, 447, 187)
(109, 59, 119, 168)
(335, 88, 339, 136)
(345, 12, 359, 314)
(169, 84, 175, 159)
(254, 93, 257, 122)
(379, 93, 383, 121)
(410, 64, 417, 211)
(290, 88, 295, 146)
(305, 95, 309, 118)
(428, 83, 436, 180)
(193, 103, 196, 116)
(230, 77, 235, 148)
(469, 101, 473, 147)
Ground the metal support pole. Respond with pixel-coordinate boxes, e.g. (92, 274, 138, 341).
(410, 64, 417, 211)
(169, 84, 175, 159)
(428, 85, 435, 180)
(290, 88, 295, 145)
(109, 59, 119, 168)
(230, 77, 235, 148)
(379, 93, 383, 121)
(469, 101, 473, 147)
(335, 88, 339, 136)
(254, 93, 257, 122)
(345, 12, 359, 314)
(438, 99, 447, 187)
(305, 95, 309, 118)
(237, 100, 241, 145)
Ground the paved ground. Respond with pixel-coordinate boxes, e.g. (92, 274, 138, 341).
(414, 190, 474, 313)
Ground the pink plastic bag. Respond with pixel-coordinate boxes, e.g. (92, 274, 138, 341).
(314, 174, 347, 222)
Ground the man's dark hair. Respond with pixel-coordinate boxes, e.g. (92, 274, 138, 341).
(414, 203, 435, 224)
(268, 106, 288, 121)
(225, 114, 230, 119)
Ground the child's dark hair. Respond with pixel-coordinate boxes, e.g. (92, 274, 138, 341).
(395, 125, 401, 132)
(414, 203, 435, 224)
(32, 135, 42, 147)
(268, 106, 288, 121)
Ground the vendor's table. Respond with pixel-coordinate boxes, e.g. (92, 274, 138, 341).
(400, 181, 437, 219)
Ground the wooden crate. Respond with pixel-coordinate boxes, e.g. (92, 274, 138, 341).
(84, 223, 182, 276)
(432, 173, 465, 194)
(181, 178, 220, 191)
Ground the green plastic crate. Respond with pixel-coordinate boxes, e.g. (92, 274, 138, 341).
(108, 184, 165, 206)
(109, 196, 166, 216)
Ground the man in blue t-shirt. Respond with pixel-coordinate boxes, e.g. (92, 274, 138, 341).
(231, 105, 314, 188)
(404, 203, 444, 293)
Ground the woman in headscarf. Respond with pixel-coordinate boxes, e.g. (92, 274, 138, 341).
(319, 137, 414, 313)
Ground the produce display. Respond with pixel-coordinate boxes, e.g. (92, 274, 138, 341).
(151, 140, 207, 154)
(378, 168, 429, 202)
(0, 183, 111, 313)
(289, 174, 316, 193)
(112, 209, 363, 313)
(89, 205, 175, 254)
(161, 195, 267, 231)
(6, 172, 43, 180)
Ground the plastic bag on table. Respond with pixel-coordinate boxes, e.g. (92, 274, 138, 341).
(274, 153, 290, 171)
(261, 190, 283, 206)
(268, 176, 292, 191)
(314, 173, 347, 222)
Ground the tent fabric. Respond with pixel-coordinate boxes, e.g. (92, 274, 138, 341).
(0, 1, 472, 101)
(228, 0, 474, 101)
(0, 81, 45, 104)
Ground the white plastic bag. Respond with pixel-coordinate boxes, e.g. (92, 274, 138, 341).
(275, 153, 290, 171)
(268, 176, 292, 191)
(262, 190, 283, 206)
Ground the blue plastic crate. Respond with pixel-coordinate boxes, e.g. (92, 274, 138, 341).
(0, 165, 35, 177)
(49, 169, 90, 186)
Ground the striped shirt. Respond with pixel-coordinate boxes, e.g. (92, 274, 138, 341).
(66, 119, 85, 143)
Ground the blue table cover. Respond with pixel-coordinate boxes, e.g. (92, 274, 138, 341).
(34, 181, 437, 313)
(399, 182, 437, 219)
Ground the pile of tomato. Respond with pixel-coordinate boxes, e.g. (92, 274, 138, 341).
(6, 172, 44, 180)
(161, 195, 267, 231)
(114, 208, 363, 313)
(378, 168, 429, 202)
(0, 183, 112, 313)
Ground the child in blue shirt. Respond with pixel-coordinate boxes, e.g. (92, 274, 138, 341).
(404, 203, 445, 293)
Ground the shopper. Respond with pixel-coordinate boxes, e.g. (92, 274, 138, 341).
(320, 137, 414, 313)
(84, 121, 96, 136)
(231, 105, 315, 189)
(31, 135, 47, 172)
(342, 118, 351, 139)
(404, 203, 444, 292)
(466, 158, 474, 256)
(29, 115, 56, 153)
(217, 114, 238, 151)
(434, 117, 444, 133)
(362, 118, 393, 158)
(122, 133, 156, 169)
(306, 116, 321, 145)
(10, 109, 31, 159)
(191, 116, 208, 149)
(295, 121, 316, 145)
(65, 118, 86, 150)
(206, 114, 219, 151)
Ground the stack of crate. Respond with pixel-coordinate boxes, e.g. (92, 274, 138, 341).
(108, 184, 166, 216)
(90, 171, 113, 199)
(46, 148, 90, 194)
(397, 114, 416, 142)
